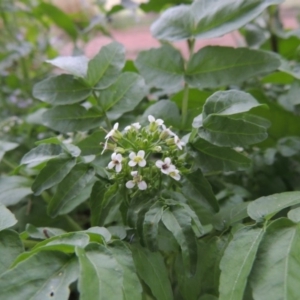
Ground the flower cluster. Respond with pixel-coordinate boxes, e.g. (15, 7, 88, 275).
(101, 115, 185, 192)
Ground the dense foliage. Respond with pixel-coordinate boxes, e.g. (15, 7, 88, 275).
(1, 0, 300, 299)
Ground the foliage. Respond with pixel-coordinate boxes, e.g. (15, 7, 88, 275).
(1, 0, 300, 299)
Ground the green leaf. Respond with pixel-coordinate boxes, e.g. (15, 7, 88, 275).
(142, 100, 181, 128)
(151, 0, 283, 41)
(90, 181, 119, 227)
(76, 244, 123, 300)
(99, 72, 147, 120)
(46, 56, 89, 78)
(288, 207, 300, 223)
(21, 144, 63, 165)
(219, 227, 264, 300)
(162, 206, 197, 275)
(249, 89, 300, 147)
(0, 205, 17, 231)
(247, 191, 300, 222)
(0, 176, 33, 206)
(135, 45, 184, 91)
(201, 91, 269, 147)
(143, 201, 164, 251)
(0, 140, 18, 162)
(0, 230, 23, 275)
(109, 242, 143, 300)
(183, 169, 219, 212)
(33, 75, 91, 105)
(86, 42, 125, 88)
(23, 224, 66, 240)
(77, 131, 106, 156)
(32, 158, 76, 195)
(185, 47, 280, 89)
(48, 164, 95, 217)
(0, 251, 78, 299)
(250, 218, 300, 300)
(131, 244, 173, 300)
(34, 3, 78, 40)
(213, 202, 249, 231)
(43, 105, 103, 133)
(277, 136, 300, 157)
(190, 137, 251, 173)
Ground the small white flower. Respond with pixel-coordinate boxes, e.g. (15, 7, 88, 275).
(124, 122, 141, 132)
(128, 150, 146, 167)
(107, 153, 123, 173)
(155, 157, 174, 174)
(148, 115, 164, 126)
(160, 124, 175, 140)
(105, 123, 119, 139)
(126, 171, 147, 190)
(102, 123, 119, 154)
(168, 167, 181, 181)
(174, 135, 185, 150)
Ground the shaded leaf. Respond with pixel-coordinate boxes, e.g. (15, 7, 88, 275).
(135, 45, 184, 91)
(43, 105, 103, 133)
(250, 218, 300, 300)
(190, 137, 251, 173)
(76, 244, 123, 300)
(0, 205, 18, 231)
(86, 42, 125, 88)
(0, 140, 19, 162)
(185, 47, 280, 89)
(151, 0, 283, 41)
(0, 251, 78, 300)
(33, 75, 91, 105)
(32, 158, 76, 195)
(219, 227, 264, 300)
(0, 230, 24, 275)
(48, 164, 95, 217)
(131, 244, 173, 300)
(247, 191, 300, 222)
(99, 72, 147, 120)
(0, 176, 33, 206)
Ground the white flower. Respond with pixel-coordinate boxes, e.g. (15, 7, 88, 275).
(128, 150, 146, 167)
(148, 115, 164, 126)
(168, 167, 181, 181)
(105, 123, 119, 139)
(124, 122, 141, 132)
(102, 123, 119, 154)
(174, 135, 185, 150)
(160, 124, 175, 139)
(126, 171, 147, 190)
(155, 157, 174, 174)
(107, 153, 123, 173)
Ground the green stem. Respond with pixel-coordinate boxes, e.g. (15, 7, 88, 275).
(181, 83, 190, 128)
(1, 158, 16, 170)
(23, 240, 39, 249)
(92, 90, 112, 129)
(64, 215, 83, 231)
(181, 38, 195, 128)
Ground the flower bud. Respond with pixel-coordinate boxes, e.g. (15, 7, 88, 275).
(152, 146, 162, 152)
(115, 147, 125, 154)
(166, 138, 175, 146)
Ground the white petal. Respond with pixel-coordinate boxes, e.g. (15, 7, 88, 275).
(115, 163, 122, 173)
(124, 125, 131, 131)
(161, 124, 167, 130)
(138, 181, 147, 190)
(165, 157, 171, 165)
(111, 152, 117, 160)
(173, 173, 181, 181)
(156, 119, 164, 125)
(101, 139, 108, 154)
(155, 160, 164, 168)
(113, 123, 119, 130)
(126, 181, 135, 189)
(132, 122, 141, 129)
(129, 152, 136, 160)
(138, 159, 146, 167)
(115, 153, 122, 161)
(161, 168, 170, 175)
(105, 130, 112, 139)
(131, 171, 138, 176)
(128, 160, 137, 167)
(148, 115, 155, 122)
(108, 161, 115, 169)
(137, 150, 145, 158)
